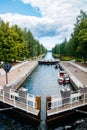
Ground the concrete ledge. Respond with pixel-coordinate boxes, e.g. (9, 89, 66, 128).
(69, 61, 87, 73)
(7, 62, 38, 91)
(59, 62, 83, 90)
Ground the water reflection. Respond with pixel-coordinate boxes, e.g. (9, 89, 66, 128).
(43, 51, 54, 60)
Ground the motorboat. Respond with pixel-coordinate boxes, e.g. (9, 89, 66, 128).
(58, 71, 69, 85)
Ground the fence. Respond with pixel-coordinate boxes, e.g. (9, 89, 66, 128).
(0, 87, 40, 116)
(47, 91, 87, 116)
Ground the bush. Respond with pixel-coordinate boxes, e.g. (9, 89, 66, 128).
(60, 56, 73, 61)
(75, 58, 83, 62)
(0, 63, 2, 68)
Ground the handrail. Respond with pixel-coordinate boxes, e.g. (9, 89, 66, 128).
(0, 89, 38, 114)
(47, 92, 87, 116)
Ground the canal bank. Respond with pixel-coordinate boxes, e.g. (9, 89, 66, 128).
(0, 60, 41, 124)
(0, 60, 38, 90)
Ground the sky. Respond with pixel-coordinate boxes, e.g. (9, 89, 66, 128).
(0, 0, 87, 50)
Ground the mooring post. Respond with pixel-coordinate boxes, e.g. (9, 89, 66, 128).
(3, 90, 5, 103)
(46, 96, 51, 120)
(36, 96, 41, 119)
(36, 96, 41, 110)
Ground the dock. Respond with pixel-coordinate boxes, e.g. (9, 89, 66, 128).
(38, 59, 59, 65)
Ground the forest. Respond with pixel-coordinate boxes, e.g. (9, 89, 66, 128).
(52, 10, 87, 63)
(0, 19, 47, 63)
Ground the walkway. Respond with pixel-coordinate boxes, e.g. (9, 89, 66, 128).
(0, 60, 38, 87)
(60, 61, 87, 86)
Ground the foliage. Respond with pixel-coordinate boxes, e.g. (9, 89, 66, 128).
(75, 58, 83, 62)
(60, 56, 73, 61)
(0, 20, 47, 63)
(52, 10, 87, 62)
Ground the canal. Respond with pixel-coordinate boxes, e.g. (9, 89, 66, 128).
(0, 52, 87, 130)
(22, 52, 71, 122)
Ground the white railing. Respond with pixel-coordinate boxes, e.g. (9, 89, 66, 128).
(47, 92, 87, 116)
(0, 89, 37, 113)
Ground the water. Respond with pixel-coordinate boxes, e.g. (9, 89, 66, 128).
(0, 52, 87, 130)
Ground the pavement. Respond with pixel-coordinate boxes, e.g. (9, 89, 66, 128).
(0, 60, 38, 87)
(69, 61, 87, 73)
(60, 61, 87, 86)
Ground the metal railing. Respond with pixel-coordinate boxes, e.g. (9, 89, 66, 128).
(0, 89, 38, 115)
(47, 92, 87, 116)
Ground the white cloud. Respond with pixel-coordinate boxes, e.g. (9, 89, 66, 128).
(0, 0, 87, 49)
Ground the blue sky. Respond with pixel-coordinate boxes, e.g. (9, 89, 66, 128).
(0, 0, 41, 16)
(0, 0, 87, 49)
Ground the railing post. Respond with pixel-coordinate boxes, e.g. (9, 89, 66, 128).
(10, 89, 11, 100)
(46, 96, 51, 120)
(14, 96, 16, 107)
(57, 100, 58, 113)
(71, 97, 72, 108)
(3, 91, 5, 103)
(83, 93, 85, 104)
(26, 96, 28, 112)
(32, 95, 35, 109)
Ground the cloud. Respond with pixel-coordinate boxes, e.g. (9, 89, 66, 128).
(0, 0, 87, 49)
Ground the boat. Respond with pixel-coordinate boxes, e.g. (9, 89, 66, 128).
(54, 63, 59, 69)
(64, 73, 69, 84)
(58, 71, 69, 85)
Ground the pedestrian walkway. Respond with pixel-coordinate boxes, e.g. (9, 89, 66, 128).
(69, 61, 87, 73)
(0, 60, 38, 88)
(60, 61, 87, 86)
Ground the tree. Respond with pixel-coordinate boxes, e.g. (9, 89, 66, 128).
(0, 20, 47, 63)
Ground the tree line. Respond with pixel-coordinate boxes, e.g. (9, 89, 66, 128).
(52, 10, 87, 62)
(0, 19, 47, 63)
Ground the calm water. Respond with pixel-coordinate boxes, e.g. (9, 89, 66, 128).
(0, 52, 87, 130)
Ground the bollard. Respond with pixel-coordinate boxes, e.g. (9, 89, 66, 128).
(46, 96, 51, 120)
